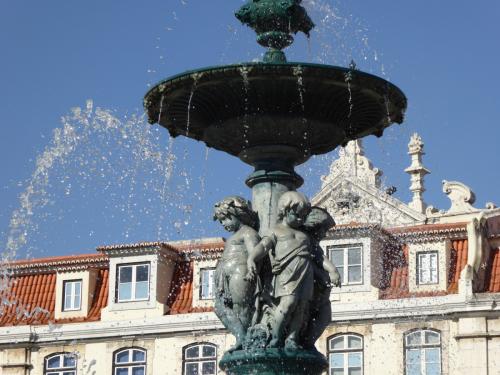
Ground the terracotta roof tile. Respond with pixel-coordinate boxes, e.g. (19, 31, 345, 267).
(486, 248, 500, 293)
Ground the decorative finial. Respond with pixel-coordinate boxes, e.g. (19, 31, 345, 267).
(236, 0, 315, 63)
(405, 133, 430, 214)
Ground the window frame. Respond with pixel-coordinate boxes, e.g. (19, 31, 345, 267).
(416, 251, 439, 285)
(182, 342, 218, 375)
(62, 279, 82, 312)
(116, 262, 151, 303)
(44, 352, 77, 375)
(327, 333, 364, 375)
(328, 244, 363, 286)
(112, 347, 147, 375)
(199, 268, 216, 300)
(404, 329, 442, 375)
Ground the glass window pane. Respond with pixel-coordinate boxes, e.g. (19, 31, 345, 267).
(186, 346, 200, 359)
(425, 331, 440, 345)
(426, 362, 441, 375)
(348, 352, 362, 367)
(116, 350, 130, 363)
(348, 369, 361, 375)
(63, 354, 76, 367)
(202, 361, 216, 374)
(406, 332, 421, 346)
(406, 349, 421, 364)
(330, 337, 345, 350)
(337, 268, 344, 284)
(406, 363, 421, 375)
(186, 363, 199, 375)
(74, 281, 81, 297)
(47, 355, 61, 368)
(135, 281, 149, 300)
(119, 283, 132, 301)
(202, 345, 216, 358)
(332, 370, 344, 375)
(63, 372, 76, 375)
(136, 265, 149, 282)
(330, 249, 344, 267)
(348, 248, 361, 265)
(116, 368, 129, 375)
(347, 336, 362, 349)
(425, 348, 440, 363)
(132, 350, 145, 362)
(119, 266, 133, 283)
(132, 366, 145, 375)
(348, 266, 361, 283)
(330, 353, 344, 368)
(65, 294, 73, 310)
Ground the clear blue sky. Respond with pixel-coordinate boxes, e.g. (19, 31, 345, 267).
(1, 1, 499, 259)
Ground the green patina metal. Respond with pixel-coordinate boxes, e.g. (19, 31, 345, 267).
(236, 0, 314, 63)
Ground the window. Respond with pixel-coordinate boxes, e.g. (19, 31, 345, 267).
(44, 353, 77, 375)
(329, 245, 363, 285)
(405, 329, 441, 375)
(113, 348, 146, 375)
(183, 343, 217, 375)
(328, 334, 363, 375)
(200, 268, 215, 300)
(63, 280, 82, 311)
(417, 252, 438, 285)
(117, 263, 150, 302)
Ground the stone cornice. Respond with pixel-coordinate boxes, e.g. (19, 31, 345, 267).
(389, 224, 468, 243)
(7, 256, 108, 276)
(98, 242, 181, 262)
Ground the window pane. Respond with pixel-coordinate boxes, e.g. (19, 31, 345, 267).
(406, 349, 421, 364)
(425, 348, 440, 363)
(338, 268, 345, 285)
(135, 281, 149, 300)
(186, 363, 199, 375)
(65, 294, 73, 310)
(202, 361, 216, 374)
(136, 265, 149, 282)
(119, 283, 132, 301)
(332, 370, 344, 375)
(63, 354, 76, 367)
(406, 363, 421, 375)
(347, 336, 362, 349)
(348, 248, 361, 265)
(425, 331, 440, 345)
(47, 356, 61, 368)
(116, 368, 129, 375)
(348, 369, 361, 375)
(348, 352, 362, 367)
(348, 266, 362, 283)
(330, 249, 344, 267)
(63, 372, 76, 375)
(186, 346, 200, 359)
(330, 337, 344, 350)
(132, 350, 145, 362)
(330, 353, 344, 368)
(132, 366, 145, 375)
(119, 266, 133, 283)
(406, 332, 421, 346)
(116, 350, 130, 363)
(426, 362, 441, 375)
(202, 345, 216, 358)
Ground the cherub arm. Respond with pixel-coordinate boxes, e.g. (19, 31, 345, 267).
(323, 257, 341, 288)
(245, 235, 275, 281)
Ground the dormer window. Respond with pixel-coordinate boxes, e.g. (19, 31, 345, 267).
(417, 251, 439, 285)
(200, 268, 215, 300)
(329, 245, 363, 285)
(63, 280, 82, 311)
(117, 263, 150, 302)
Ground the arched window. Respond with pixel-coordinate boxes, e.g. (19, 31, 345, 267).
(113, 347, 147, 375)
(44, 352, 77, 375)
(405, 329, 441, 375)
(183, 343, 217, 375)
(328, 333, 363, 375)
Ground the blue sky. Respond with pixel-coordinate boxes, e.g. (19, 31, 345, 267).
(0, 1, 499, 259)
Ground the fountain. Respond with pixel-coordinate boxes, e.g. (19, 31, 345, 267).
(144, 1, 406, 374)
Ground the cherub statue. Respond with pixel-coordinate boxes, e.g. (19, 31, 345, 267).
(246, 191, 314, 349)
(302, 206, 341, 349)
(213, 196, 260, 352)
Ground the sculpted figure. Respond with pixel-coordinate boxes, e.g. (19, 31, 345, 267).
(302, 206, 341, 349)
(246, 191, 314, 349)
(213, 196, 260, 352)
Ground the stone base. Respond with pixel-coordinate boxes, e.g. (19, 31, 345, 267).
(219, 348, 328, 375)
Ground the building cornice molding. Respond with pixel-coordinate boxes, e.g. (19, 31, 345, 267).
(7, 257, 108, 276)
(389, 225, 468, 243)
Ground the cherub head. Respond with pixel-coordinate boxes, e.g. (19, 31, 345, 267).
(213, 196, 258, 232)
(277, 191, 311, 228)
(303, 206, 335, 241)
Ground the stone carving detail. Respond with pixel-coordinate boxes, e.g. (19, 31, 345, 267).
(405, 133, 430, 214)
(442, 180, 477, 213)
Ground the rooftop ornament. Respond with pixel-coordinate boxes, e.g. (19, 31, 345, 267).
(143, 1, 407, 374)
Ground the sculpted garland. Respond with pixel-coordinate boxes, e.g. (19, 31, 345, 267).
(213, 192, 341, 352)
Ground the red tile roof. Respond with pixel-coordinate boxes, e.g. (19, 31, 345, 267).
(486, 248, 500, 293)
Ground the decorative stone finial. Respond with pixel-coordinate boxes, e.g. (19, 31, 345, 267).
(405, 133, 430, 214)
(442, 180, 477, 213)
(236, 0, 315, 63)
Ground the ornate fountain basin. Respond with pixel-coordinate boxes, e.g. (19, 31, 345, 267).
(144, 62, 406, 166)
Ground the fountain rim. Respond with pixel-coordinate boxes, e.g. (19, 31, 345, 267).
(144, 61, 407, 105)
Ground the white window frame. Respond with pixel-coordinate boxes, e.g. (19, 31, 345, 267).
(417, 251, 439, 285)
(183, 343, 217, 375)
(200, 268, 216, 300)
(113, 347, 147, 375)
(328, 334, 364, 375)
(405, 329, 442, 375)
(63, 279, 82, 311)
(117, 263, 150, 303)
(328, 245, 363, 285)
(44, 352, 77, 375)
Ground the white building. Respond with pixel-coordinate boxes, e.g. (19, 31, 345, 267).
(0, 135, 499, 375)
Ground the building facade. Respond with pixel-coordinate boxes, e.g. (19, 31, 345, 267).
(0, 135, 499, 375)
